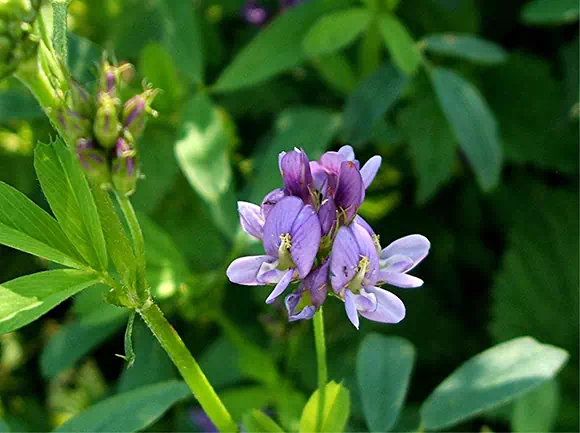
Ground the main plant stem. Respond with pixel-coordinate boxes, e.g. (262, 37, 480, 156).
(313, 307, 328, 432)
(138, 302, 238, 432)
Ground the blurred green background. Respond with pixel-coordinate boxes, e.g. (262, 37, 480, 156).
(0, 0, 578, 431)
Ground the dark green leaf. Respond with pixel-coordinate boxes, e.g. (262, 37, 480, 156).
(343, 62, 408, 145)
(379, 14, 422, 75)
(221, 386, 274, 421)
(244, 410, 285, 433)
(0, 89, 42, 121)
(357, 334, 415, 432)
(430, 67, 502, 190)
(67, 33, 103, 84)
(521, 0, 579, 25)
(512, 379, 559, 432)
(310, 53, 357, 94)
(299, 381, 350, 433)
(422, 34, 507, 64)
(0, 269, 98, 334)
(54, 381, 190, 432)
(302, 8, 370, 57)
(420, 337, 569, 430)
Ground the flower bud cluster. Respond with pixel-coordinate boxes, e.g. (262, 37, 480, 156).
(227, 146, 431, 329)
(58, 59, 158, 196)
(0, 0, 40, 78)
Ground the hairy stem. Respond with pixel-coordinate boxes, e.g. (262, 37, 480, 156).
(51, 0, 72, 63)
(138, 301, 238, 432)
(313, 307, 328, 432)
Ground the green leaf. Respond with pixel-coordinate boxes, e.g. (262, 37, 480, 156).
(422, 34, 507, 65)
(120, 311, 136, 368)
(430, 67, 502, 191)
(342, 62, 408, 145)
(244, 410, 285, 433)
(175, 93, 237, 237)
(379, 14, 422, 75)
(299, 381, 350, 433)
(302, 8, 370, 57)
(398, 92, 455, 203)
(40, 302, 128, 379)
(198, 337, 245, 390)
(214, 0, 348, 92)
(153, 0, 204, 84)
(356, 334, 415, 432)
(0, 181, 85, 268)
(117, 318, 176, 393)
(249, 108, 341, 204)
(521, 0, 579, 25)
(221, 386, 274, 421)
(512, 379, 559, 432)
(54, 380, 190, 432)
(0, 89, 42, 121)
(35, 140, 108, 271)
(67, 33, 103, 84)
(310, 53, 357, 94)
(420, 337, 569, 430)
(0, 269, 98, 334)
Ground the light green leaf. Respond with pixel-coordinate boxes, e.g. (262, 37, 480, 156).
(398, 93, 455, 203)
(249, 107, 340, 204)
(0, 269, 98, 334)
(357, 334, 415, 432)
(379, 14, 422, 75)
(214, 0, 348, 92)
(512, 379, 559, 432)
(343, 62, 408, 145)
(0, 181, 85, 268)
(41, 302, 128, 379)
(430, 67, 502, 191)
(243, 409, 285, 433)
(521, 0, 579, 25)
(422, 34, 507, 64)
(311, 53, 357, 94)
(35, 140, 108, 271)
(54, 380, 190, 432)
(299, 381, 350, 433)
(303, 8, 370, 57)
(153, 0, 204, 84)
(175, 93, 237, 237)
(117, 318, 176, 393)
(420, 337, 569, 430)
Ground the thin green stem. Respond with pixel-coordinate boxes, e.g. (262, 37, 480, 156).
(115, 193, 147, 298)
(138, 301, 238, 432)
(51, 0, 71, 63)
(313, 307, 328, 432)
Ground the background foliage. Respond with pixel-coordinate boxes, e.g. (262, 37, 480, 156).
(0, 0, 577, 431)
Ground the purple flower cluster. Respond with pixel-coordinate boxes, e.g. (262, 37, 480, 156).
(241, 0, 308, 26)
(227, 146, 430, 329)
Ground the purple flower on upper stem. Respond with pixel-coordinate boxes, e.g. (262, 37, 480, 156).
(241, 0, 269, 26)
(227, 196, 321, 304)
(378, 234, 430, 288)
(279, 148, 315, 205)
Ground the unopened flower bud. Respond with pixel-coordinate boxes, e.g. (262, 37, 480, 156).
(93, 96, 121, 149)
(57, 109, 91, 144)
(112, 137, 138, 196)
(75, 138, 111, 187)
(121, 88, 158, 141)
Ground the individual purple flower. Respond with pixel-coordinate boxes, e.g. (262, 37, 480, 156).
(330, 222, 407, 329)
(241, 0, 269, 26)
(285, 260, 329, 321)
(279, 148, 315, 205)
(378, 234, 430, 288)
(227, 196, 322, 304)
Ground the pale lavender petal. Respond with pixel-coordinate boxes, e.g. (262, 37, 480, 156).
(334, 161, 363, 221)
(303, 260, 329, 308)
(278, 151, 286, 172)
(360, 155, 382, 189)
(262, 196, 304, 257)
(354, 289, 377, 312)
(360, 286, 405, 323)
(280, 149, 313, 203)
(354, 215, 375, 237)
(351, 222, 380, 285)
(238, 201, 264, 240)
(379, 271, 424, 288)
(382, 254, 414, 273)
(285, 289, 316, 322)
(344, 289, 360, 329)
(257, 260, 285, 284)
(318, 198, 337, 236)
(261, 188, 286, 220)
(329, 226, 359, 292)
(381, 234, 430, 271)
(227, 255, 275, 286)
(290, 204, 321, 278)
(337, 145, 355, 161)
(310, 161, 328, 192)
(266, 268, 294, 304)
(319, 151, 345, 175)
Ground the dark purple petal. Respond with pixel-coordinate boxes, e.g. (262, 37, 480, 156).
(241, 0, 269, 25)
(310, 161, 328, 192)
(290, 204, 321, 279)
(262, 196, 304, 257)
(380, 235, 430, 271)
(378, 271, 423, 288)
(280, 149, 314, 204)
(334, 161, 364, 221)
(265, 269, 294, 304)
(238, 201, 264, 240)
(190, 408, 218, 433)
(351, 222, 380, 285)
(318, 198, 337, 237)
(329, 226, 359, 292)
(303, 260, 329, 308)
(227, 255, 276, 285)
(360, 155, 382, 189)
(344, 289, 360, 329)
(261, 188, 287, 220)
(360, 286, 405, 323)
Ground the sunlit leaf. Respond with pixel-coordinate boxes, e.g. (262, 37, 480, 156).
(299, 381, 350, 433)
(422, 34, 507, 64)
(379, 14, 421, 75)
(521, 0, 579, 25)
(243, 410, 285, 433)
